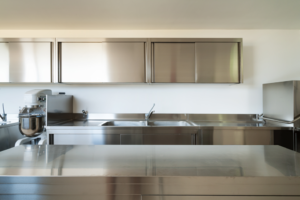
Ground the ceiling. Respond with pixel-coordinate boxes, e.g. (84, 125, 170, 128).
(0, 0, 299, 30)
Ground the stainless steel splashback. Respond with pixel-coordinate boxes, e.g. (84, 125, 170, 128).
(46, 95, 73, 125)
(263, 81, 300, 128)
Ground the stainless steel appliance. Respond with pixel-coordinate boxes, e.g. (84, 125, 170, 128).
(19, 89, 52, 137)
(262, 80, 300, 128)
(261, 80, 300, 152)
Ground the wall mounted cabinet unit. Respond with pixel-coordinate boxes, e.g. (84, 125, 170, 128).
(59, 39, 146, 83)
(0, 39, 53, 83)
(151, 38, 242, 83)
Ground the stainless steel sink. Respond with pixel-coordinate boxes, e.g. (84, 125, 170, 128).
(148, 121, 193, 126)
(102, 121, 147, 126)
(0, 121, 8, 126)
(101, 120, 195, 127)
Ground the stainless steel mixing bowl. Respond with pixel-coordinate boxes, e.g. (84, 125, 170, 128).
(19, 114, 45, 137)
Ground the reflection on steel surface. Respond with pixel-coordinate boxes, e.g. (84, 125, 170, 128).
(9, 42, 52, 82)
(1, 146, 300, 198)
(0, 43, 9, 82)
(196, 43, 239, 83)
(0, 145, 299, 177)
(153, 43, 195, 83)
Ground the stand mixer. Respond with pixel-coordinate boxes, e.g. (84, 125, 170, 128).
(16, 89, 52, 146)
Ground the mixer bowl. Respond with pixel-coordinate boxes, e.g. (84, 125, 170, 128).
(19, 115, 45, 137)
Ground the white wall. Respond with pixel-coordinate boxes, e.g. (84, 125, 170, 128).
(0, 30, 299, 114)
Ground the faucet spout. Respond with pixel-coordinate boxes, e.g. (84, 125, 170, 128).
(145, 104, 155, 124)
(0, 103, 7, 122)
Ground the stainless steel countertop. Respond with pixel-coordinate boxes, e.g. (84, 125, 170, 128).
(46, 120, 293, 130)
(0, 145, 299, 177)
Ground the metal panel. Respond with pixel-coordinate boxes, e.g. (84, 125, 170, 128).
(200, 129, 273, 145)
(61, 42, 145, 83)
(142, 196, 299, 200)
(121, 134, 143, 144)
(46, 95, 73, 113)
(0, 124, 23, 151)
(294, 81, 300, 128)
(7, 125, 23, 148)
(188, 114, 257, 123)
(196, 43, 239, 83)
(0, 127, 9, 151)
(46, 95, 73, 126)
(244, 130, 273, 145)
(103, 42, 145, 82)
(53, 134, 120, 145)
(0, 43, 9, 82)
(143, 134, 194, 145)
(212, 129, 244, 145)
(263, 81, 295, 121)
(8, 42, 51, 82)
(0, 195, 141, 200)
(153, 43, 195, 83)
(1, 146, 300, 197)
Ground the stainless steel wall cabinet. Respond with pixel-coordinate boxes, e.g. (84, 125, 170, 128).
(60, 42, 145, 82)
(1, 38, 242, 84)
(151, 38, 242, 83)
(0, 39, 53, 83)
(263, 81, 300, 128)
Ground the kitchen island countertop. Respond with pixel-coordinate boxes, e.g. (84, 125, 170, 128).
(1, 145, 300, 198)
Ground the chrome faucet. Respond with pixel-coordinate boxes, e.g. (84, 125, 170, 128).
(145, 104, 155, 125)
(0, 103, 7, 122)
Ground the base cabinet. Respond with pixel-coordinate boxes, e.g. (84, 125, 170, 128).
(143, 134, 194, 145)
(49, 127, 199, 145)
(197, 129, 274, 145)
(53, 134, 120, 145)
(52, 134, 195, 145)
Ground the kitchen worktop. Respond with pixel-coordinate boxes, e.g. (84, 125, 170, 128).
(46, 119, 293, 130)
(1, 145, 300, 198)
(0, 145, 299, 177)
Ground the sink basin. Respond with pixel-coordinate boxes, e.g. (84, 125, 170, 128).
(101, 121, 194, 127)
(148, 121, 193, 126)
(102, 121, 146, 126)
